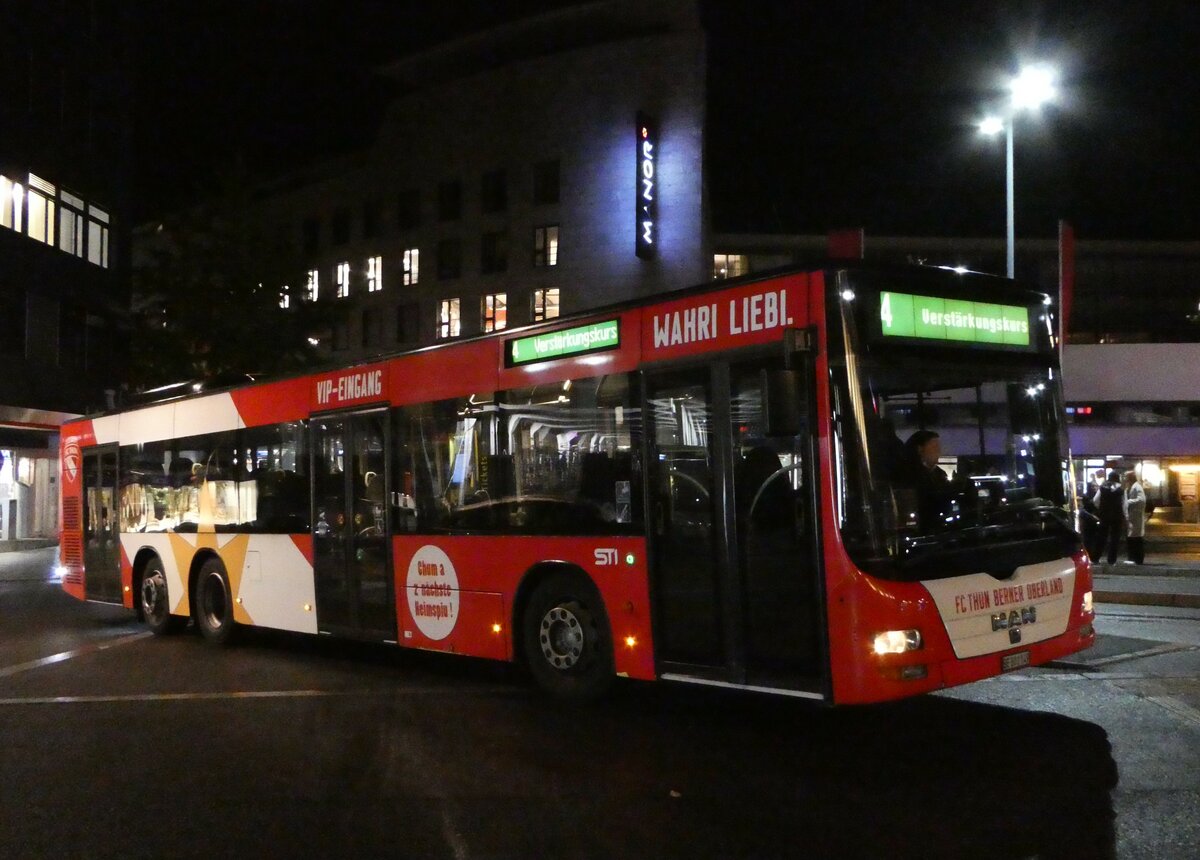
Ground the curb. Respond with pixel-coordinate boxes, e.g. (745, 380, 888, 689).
(1094, 591, 1200, 610)
(0, 541, 58, 555)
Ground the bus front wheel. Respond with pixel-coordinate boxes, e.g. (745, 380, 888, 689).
(195, 558, 236, 646)
(522, 573, 614, 701)
(140, 556, 186, 635)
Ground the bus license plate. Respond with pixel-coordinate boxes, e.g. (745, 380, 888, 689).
(1002, 651, 1030, 672)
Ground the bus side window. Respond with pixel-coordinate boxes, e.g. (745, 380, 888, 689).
(396, 398, 494, 532)
(499, 372, 641, 534)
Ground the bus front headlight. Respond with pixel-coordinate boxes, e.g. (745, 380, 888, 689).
(873, 629, 923, 655)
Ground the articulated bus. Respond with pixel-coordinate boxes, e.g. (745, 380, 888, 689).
(59, 264, 1095, 703)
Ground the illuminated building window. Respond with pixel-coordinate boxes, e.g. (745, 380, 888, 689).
(438, 180, 462, 221)
(336, 262, 351, 298)
(0, 177, 10, 229)
(482, 293, 507, 332)
(0, 174, 106, 266)
(437, 298, 461, 339)
(403, 248, 420, 285)
(533, 159, 560, 205)
(86, 205, 109, 268)
(26, 174, 56, 246)
(532, 288, 560, 322)
(437, 238, 461, 280)
(279, 286, 291, 309)
(481, 230, 508, 274)
(59, 190, 85, 257)
(482, 169, 507, 213)
(306, 269, 319, 301)
(367, 255, 383, 292)
(1, 177, 24, 233)
(712, 253, 748, 280)
(534, 225, 559, 267)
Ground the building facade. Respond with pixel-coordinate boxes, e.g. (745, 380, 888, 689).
(0, 3, 132, 542)
(249, 0, 708, 358)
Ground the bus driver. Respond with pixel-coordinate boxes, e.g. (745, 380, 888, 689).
(905, 429, 952, 530)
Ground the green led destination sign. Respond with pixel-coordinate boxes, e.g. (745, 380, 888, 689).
(507, 319, 621, 366)
(879, 291, 1031, 347)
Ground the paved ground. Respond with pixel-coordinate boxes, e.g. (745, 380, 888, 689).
(3, 548, 1199, 859)
(1091, 518, 1200, 608)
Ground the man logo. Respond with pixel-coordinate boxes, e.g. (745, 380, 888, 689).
(594, 548, 618, 566)
(63, 440, 81, 482)
(993, 605, 1037, 643)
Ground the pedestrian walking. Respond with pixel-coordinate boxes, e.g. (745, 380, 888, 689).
(1123, 469, 1147, 564)
(1092, 470, 1125, 565)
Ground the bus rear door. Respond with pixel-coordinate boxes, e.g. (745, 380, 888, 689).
(82, 446, 121, 604)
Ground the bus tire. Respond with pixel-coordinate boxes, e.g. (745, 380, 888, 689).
(522, 573, 614, 702)
(140, 555, 186, 635)
(195, 558, 236, 646)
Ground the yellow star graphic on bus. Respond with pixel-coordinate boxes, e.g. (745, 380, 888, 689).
(166, 531, 255, 625)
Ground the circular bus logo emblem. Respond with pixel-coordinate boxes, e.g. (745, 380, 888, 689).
(406, 545, 459, 641)
(63, 440, 81, 483)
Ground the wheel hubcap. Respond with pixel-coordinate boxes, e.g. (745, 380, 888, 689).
(203, 573, 227, 629)
(539, 605, 585, 670)
(142, 573, 165, 620)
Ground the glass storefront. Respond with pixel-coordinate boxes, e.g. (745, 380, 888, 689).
(0, 448, 60, 541)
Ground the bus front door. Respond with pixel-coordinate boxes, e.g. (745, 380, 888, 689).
(82, 446, 121, 603)
(312, 410, 396, 640)
(646, 359, 822, 693)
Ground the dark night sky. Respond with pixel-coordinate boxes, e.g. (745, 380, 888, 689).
(131, 0, 1200, 241)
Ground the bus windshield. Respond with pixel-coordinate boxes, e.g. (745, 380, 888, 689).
(830, 277, 1080, 581)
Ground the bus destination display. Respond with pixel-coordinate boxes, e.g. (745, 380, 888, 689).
(507, 319, 620, 366)
(879, 290, 1031, 347)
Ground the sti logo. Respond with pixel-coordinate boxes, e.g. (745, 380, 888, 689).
(594, 548, 618, 566)
(63, 440, 81, 482)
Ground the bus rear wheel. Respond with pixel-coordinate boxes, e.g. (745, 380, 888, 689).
(140, 556, 186, 635)
(522, 573, 614, 701)
(195, 558, 236, 646)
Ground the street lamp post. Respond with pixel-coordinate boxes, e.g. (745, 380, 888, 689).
(979, 65, 1057, 279)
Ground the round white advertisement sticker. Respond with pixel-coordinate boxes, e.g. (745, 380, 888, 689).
(406, 545, 460, 641)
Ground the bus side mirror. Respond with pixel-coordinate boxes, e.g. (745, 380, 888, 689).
(762, 369, 805, 437)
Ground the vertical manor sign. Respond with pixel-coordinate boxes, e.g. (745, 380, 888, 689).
(635, 112, 657, 260)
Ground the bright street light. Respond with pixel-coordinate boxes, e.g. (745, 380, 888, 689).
(1010, 65, 1057, 111)
(978, 64, 1058, 278)
(977, 116, 1004, 136)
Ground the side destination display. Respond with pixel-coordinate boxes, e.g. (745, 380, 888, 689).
(507, 319, 620, 366)
(879, 291, 1031, 347)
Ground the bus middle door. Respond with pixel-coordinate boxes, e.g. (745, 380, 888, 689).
(312, 410, 395, 640)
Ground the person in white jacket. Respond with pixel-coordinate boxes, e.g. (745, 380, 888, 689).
(1123, 470, 1147, 564)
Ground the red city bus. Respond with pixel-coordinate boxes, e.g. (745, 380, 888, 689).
(58, 264, 1095, 703)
